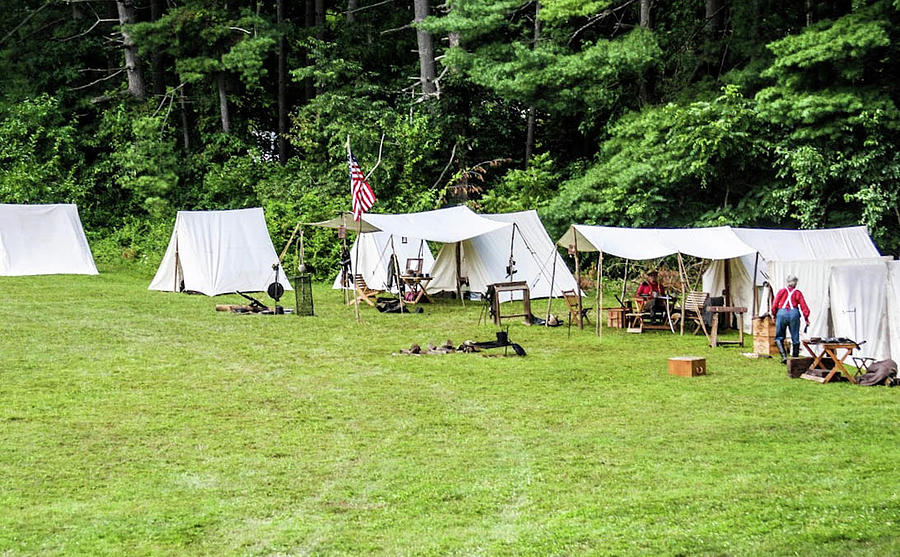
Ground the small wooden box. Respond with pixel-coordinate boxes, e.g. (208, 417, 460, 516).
(668, 357, 707, 377)
(753, 316, 778, 356)
(607, 307, 625, 328)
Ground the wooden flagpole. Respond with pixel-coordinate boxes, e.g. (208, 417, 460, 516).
(353, 218, 361, 322)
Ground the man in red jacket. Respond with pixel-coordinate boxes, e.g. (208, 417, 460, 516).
(771, 274, 811, 363)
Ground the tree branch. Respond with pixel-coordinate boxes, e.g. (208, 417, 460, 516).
(0, 0, 53, 46)
(69, 69, 124, 91)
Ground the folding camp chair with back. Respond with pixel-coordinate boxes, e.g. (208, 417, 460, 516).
(562, 290, 591, 325)
(681, 291, 710, 336)
(350, 274, 384, 306)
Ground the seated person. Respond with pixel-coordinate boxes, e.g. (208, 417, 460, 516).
(635, 270, 666, 322)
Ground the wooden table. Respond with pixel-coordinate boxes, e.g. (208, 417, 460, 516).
(707, 306, 747, 348)
(400, 275, 434, 304)
(801, 340, 858, 384)
(628, 296, 677, 333)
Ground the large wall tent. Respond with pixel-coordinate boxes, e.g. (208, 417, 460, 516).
(332, 231, 435, 293)
(427, 210, 579, 300)
(149, 208, 292, 296)
(0, 204, 98, 276)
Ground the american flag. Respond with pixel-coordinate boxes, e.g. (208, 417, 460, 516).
(348, 151, 375, 221)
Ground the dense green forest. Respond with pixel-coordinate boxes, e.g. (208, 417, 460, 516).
(1, 0, 898, 274)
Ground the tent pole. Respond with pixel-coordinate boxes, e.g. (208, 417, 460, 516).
(390, 235, 405, 314)
(173, 236, 180, 292)
(677, 252, 687, 336)
(353, 219, 362, 323)
(751, 251, 760, 320)
(621, 259, 628, 302)
(574, 234, 583, 330)
(455, 241, 465, 307)
(596, 252, 602, 338)
(545, 250, 558, 326)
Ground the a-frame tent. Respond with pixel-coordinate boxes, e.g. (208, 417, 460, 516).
(427, 210, 579, 300)
(311, 206, 512, 301)
(0, 203, 98, 276)
(149, 208, 292, 296)
(332, 231, 435, 292)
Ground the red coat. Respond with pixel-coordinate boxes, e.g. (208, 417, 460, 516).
(772, 287, 810, 320)
(636, 281, 664, 297)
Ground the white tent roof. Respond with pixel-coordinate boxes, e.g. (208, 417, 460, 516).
(149, 208, 291, 296)
(557, 225, 756, 260)
(732, 226, 880, 262)
(332, 232, 435, 292)
(310, 206, 511, 243)
(428, 210, 579, 299)
(0, 204, 98, 276)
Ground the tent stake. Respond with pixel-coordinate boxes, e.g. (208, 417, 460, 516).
(545, 249, 558, 326)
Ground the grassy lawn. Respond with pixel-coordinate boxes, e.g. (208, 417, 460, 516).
(1, 266, 898, 556)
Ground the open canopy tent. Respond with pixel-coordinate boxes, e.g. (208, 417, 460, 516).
(149, 208, 292, 296)
(556, 224, 758, 334)
(0, 203, 98, 276)
(332, 231, 435, 293)
(428, 210, 579, 300)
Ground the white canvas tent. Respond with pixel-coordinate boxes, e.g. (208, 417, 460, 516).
(0, 203, 98, 276)
(428, 210, 579, 300)
(703, 226, 884, 332)
(312, 206, 512, 300)
(332, 231, 435, 292)
(149, 208, 292, 296)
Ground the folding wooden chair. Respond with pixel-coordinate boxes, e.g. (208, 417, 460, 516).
(682, 291, 710, 336)
(350, 274, 384, 307)
(562, 290, 591, 324)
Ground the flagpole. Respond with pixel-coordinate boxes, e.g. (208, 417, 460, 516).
(354, 218, 361, 323)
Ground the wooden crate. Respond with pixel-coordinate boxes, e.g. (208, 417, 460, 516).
(753, 316, 779, 356)
(668, 357, 707, 377)
(607, 307, 625, 328)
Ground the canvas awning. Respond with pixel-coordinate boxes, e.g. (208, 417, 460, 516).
(556, 225, 756, 260)
(310, 206, 512, 244)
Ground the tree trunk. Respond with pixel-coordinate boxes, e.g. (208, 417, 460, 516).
(150, 0, 165, 97)
(315, 0, 326, 39)
(277, 0, 288, 163)
(347, 0, 358, 23)
(217, 73, 230, 133)
(413, 0, 437, 96)
(524, 2, 541, 166)
(116, 0, 145, 100)
(638, 0, 650, 104)
(805, 0, 814, 26)
(304, 0, 315, 101)
(705, 0, 723, 35)
(179, 85, 191, 150)
(640, 0, 650, 28)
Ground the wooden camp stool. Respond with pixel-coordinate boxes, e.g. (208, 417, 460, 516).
(707, 306, 746, 347)
(490, 281, 532, 326)
(801, 340, 858, 384)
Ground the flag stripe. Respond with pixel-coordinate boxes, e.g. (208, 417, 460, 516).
(348, 152, 375, 221)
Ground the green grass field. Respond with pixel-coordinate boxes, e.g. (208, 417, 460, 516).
(1, 266, 898, 555)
